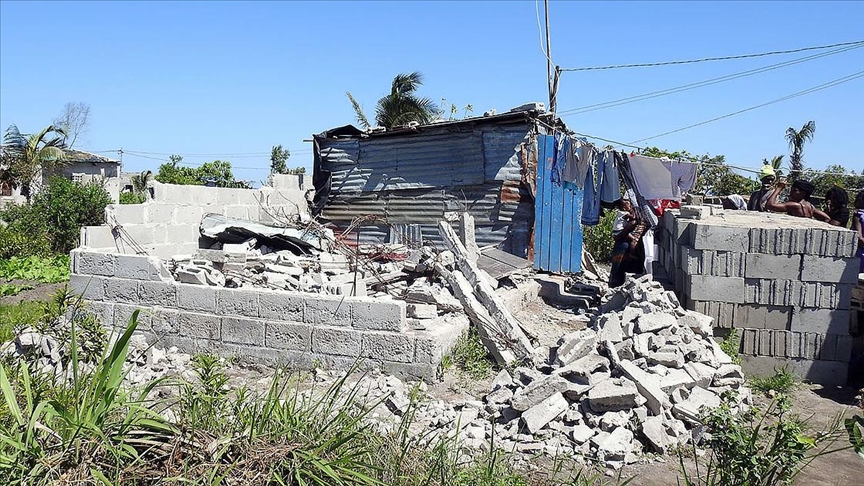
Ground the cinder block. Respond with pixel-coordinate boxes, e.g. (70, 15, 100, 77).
(265, 321, 312, 351)
(412, 316, 470, 364)
(221, 317, 265, 346)
(790, 308, 850, 335)
(801, 256, 859, 284)
(703, 250, 746, 277)
(805, 227, 857, 258)
(736, 304, 791, 330)
(258, 290, 305, 321)
(744, 254, 801, 280)
(350, 299, 406, 331)
(77, 250, 116, 276)
(103, 277, 140, 304)
(83, 300, 114, 326)
(794, 282, 852, 309)
(305, 296, 351, 327)
(81, 226, 117, 249)
(360, 331, 415, 363)
(216, 288, 260, 317)
(113, 204, 147, 224)
(171, 205, 204, 225)
(143, 307, 179, 335)
(311, 326, 361, 357)
(836, 334, 853, 362)
(176, 283, 218, 313)
(744, 279, 795, 306)
(691, 224, 749, 252)
(686, 275, 744, 303)
(138, 280, 177, 307)
(119, 225, 156, 247)
(741, 355, 848, 386)
(741, 328, 758, 355)
(69, 274, 106, 301)
(748, 227, 808, 255)
(686, 299, 736, 328)
(672, 218, 694, 246)
(178, 312, 221, 340)
(819, 334, 838, 361)
(145, 203, 175, 223)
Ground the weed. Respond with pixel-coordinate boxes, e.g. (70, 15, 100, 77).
(750, 366, 797, 397)
(677, 394, 852, 486)
(0, 283, 33, 297)
(442, 326, 495, 379)
(0, 255, 70, 284)
(718, 328, 742, 365)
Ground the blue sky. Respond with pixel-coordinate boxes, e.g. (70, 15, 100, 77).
(1, 1, 863, 184)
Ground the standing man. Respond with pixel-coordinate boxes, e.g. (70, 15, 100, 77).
(748, 165, 776, 211)
(765, 178, 831, 221)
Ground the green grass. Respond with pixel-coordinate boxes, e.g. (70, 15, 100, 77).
(0, 255, 70, 284)
(750, 367, 798, 397)
(441, 327, 495, 379)
(718, 329, 742, 365)
(0, 300, 47, 343)
(0, 284, 34, 297)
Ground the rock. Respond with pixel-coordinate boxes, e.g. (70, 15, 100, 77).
(597, 426, 635, 461)
(635, 313, 677, 334)
(491, 369, 513, 391)
(672, 386, 722, 424)
(597, 314, 624, 343)
(588, 378, 639, 412)
(555, 329, 598, 366)
(641, 416, 668, 453)
(511, 375, 572, 412)
(599, 411, 630, 432)
(615, 339, 636, 361)
(617, 361, 671, 415)
(678, 310, 714, 337)
(16, 330, 41, 348)
(556, 352, 610, 380)
(386, 391, 411, 415)
(513, 366, 542, 386)
(569, 423, 595, 444)
(660, 368, 696, 393)
(684, 362, 716, 388)
(670, 387, 690, 404)
(521, 392, 569, 434)
(487, 386, 514, 405)
(602, 339, 621, 369)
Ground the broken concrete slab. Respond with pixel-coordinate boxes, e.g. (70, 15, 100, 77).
(511, 375, 572, 412)
(588, 379, 639, 412)
(672, 386, 722, 424)
(635, 313, 677, 334)
(555, 329, 598, 366)
(641, 416, 668, 453)
(617, 361, 671, 415)
(521, 392, 569, 434)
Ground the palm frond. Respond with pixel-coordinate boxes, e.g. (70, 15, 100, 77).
(346, 92, 371, 129)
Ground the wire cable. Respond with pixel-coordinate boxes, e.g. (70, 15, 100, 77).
(557, 43, 864, 116)
(629, 70, 864, 144)
(559, 40, 864, 72)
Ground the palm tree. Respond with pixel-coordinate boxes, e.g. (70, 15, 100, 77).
(346, 72, 438, 130)
(131, 170, 153, 200)
(785, 121, 816, 179)
(761, 155, 785, 176)
(2, 124, 68, 196)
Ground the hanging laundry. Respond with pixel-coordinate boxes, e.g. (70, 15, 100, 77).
(599, 150, 621, 204)
(561, 136, 590, 190)
(619, 152, 659, 228)
(581, 147, 622, 225)
(627, 154, 699, 200)
(581, 157, 599, 225)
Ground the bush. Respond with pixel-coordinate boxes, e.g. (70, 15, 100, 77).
(583, 209, 616, 263)
(119, 191, 145, 204)
(441, 327, 495, 379)
(750, 367, 797, 397)
(0, 177, 112, 254)
(0, 225, 50, 259)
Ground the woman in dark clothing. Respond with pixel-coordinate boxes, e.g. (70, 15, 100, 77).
(608, 198, 646, 288)
(824, 186, 850, 227)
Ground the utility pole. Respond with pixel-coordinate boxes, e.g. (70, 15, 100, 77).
(544, 0, 553, 111)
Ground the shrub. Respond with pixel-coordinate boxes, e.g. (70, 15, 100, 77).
(582, 209, 616, 263)
(119, 191, 145, 204)
(750, 366, 797, 397)
(0, 225, 50, 259)
(0, 177, 112, 254)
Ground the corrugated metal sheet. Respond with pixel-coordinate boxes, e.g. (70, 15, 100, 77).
(534, 134, 583, 273)
(315, 117, 537, 256)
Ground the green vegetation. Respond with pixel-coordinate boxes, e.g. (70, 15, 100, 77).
(1, 124, 68, 194)
(678, 395, 855, 486)
(0, 300, 45, 342)
(0, 176, 112, 254)
(0, 284, 33, 298)
(750, 367, 797, 397)
(0, 255, 70, 283)
(583, 209, 616, 262)
(347, 71, 438, 129)
(119, 191, 146, 204)
(718, 329, 741, 365)
(155, 155, 252, 188)
(441, 327, 496, 379)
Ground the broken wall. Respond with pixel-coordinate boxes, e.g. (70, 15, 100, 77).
(79, 177, 309, 259)
(655, 207, 858, 385)
(68, 247, 468, 380)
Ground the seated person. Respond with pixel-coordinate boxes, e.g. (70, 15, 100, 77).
(609, 198, 646, 288)
(853, 190, 864, 273)
(721, 194, 747, 210)
(765, 178, 831, 221)
(748, 165, 776, 211)
(823, 185, 850, 227)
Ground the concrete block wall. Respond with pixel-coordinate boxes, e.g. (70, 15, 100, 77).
(656, 209, 857, 385)
(79, 177, 309, 259)
(69, 248, 466, 381)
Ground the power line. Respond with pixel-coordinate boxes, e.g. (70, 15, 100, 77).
(629, 70, 864, 144)
(557, 43, 864, 116)
(559, 40, 864, 72)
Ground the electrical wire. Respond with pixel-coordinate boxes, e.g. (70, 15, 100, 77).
(557, 43, 864, 116)
(629, 70, 864, 144)
(534, 0, 552, 65)
(559, 40, 864, 72)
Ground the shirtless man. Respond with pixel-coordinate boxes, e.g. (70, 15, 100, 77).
(765, 178, 831, 221)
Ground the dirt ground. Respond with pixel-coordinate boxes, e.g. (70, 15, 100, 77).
(0, 279, 66, 306)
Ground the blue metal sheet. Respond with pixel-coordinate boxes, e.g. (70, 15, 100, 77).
(534, 134, 583, 273)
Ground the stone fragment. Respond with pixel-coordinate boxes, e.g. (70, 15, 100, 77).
(678, 310, 714, 337)
(491, 369, 513, 391)
(407, 303, 438, 319)
(599, 411, 630, 432)
(555, 329, 598, 366)
(660, 368, 696, 393)
(648, 351, 685, 369)
(618, 361, 670, 415)
(672, 386, 721, 424)
(588, 378, 639, 412)
(597, 314, 624, 343)
(511, 375, 571, 412)
(615, 339, 636, 361)
(597, 426, 635, 461)
(641, 416, 668, 453)
(635, 313, 677, 334)
(521, 392, 569, 434)
(684, 362, 716, 388)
